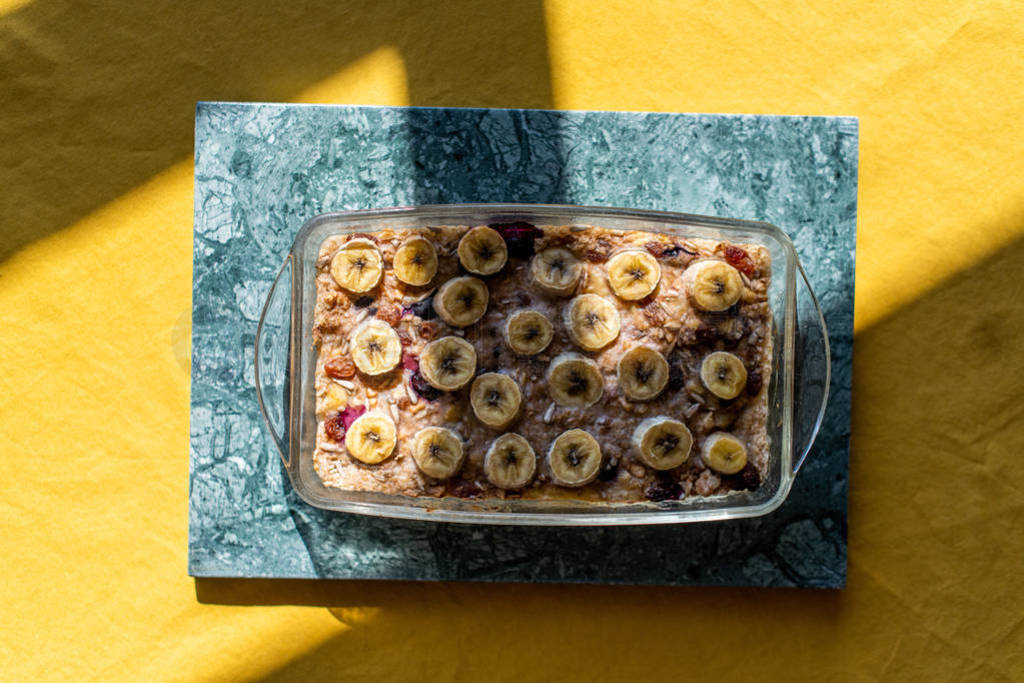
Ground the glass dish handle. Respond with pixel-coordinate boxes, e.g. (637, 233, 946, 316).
(255, 255, 293, 468)
(792, 262, 831, 474)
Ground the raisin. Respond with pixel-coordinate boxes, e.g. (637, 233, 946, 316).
(644, 241, 669, 258)
(516, 291, 532, 306)
(324, 413, 346, 441)
(723, 245, 757, 276)
(323, 405, 366, 441)
(324, 357, 356, 379)
(489, 222, 543, 259)
(747, 369, 763, 396)
(410, 372, 442, 401)
(353, 295, 375, 308)
(583, 238, 613, 263)
(377, 303, 402, 325)
(406, 295, 437, 320)
(645, 478, 682, 502)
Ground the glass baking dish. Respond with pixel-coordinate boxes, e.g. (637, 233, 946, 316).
(255, 204, 829, 525)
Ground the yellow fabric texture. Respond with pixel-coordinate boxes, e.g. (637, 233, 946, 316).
(2, 1, 1022, 680)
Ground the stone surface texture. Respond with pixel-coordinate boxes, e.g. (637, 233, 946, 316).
(190, 103, 856, 587)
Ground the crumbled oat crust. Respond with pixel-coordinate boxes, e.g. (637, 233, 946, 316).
(312, 225, 772, 503)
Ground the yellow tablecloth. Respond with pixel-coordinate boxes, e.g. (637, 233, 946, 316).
(2, 1, 1021, 680)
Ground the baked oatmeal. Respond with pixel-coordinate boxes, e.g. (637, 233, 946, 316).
(312, 223, 772, 503)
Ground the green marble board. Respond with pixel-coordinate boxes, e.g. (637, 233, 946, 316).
(189, 103, 856, 587)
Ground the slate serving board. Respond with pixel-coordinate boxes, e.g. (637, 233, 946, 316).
(189, 103, 856, 587)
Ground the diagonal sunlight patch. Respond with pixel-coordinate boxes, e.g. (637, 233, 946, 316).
(0, 0, 32, 15)
(329, 606, 383, 627)
(0, 43, 411, 406)
(0, 46, 410, 681)
(542, 2, 1024, 332)
(294, 45, 409, 106)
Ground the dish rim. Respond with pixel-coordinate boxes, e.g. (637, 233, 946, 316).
(255, 202, 829, 525)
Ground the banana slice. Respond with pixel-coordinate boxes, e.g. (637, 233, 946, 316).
(412, 426, 465, 479)
(701, 432, 748, 474)
(530, 247, 583, 296)
(393, 236, 438, 286)
(330, 238, 384, 293)
(616, 345, 670, 401)
(700, 351, 748, 399)
(419, 336, 477, 391)
(632, 416, 693, 470)
(606, 249, 661, 300)
(350, 319, 402, 375)
(457, 226, 508, 275)
(504, 309, 554, 355)
(684, 260, 743, 311)
(470, 373, 523, 429)
(433, 276, 489, 327)
(344, 412, 397, 464)
(548, 429, 603, 487)
(564, 294, 621, 351)
(546, 352, 604, 408)
(316, 383, 349, 420)
(484, 433, 537, 489)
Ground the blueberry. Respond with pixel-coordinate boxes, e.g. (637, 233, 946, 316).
(410, 371, 442, 401)
(695, 324, 718, 344)
(666, 357, 686, 391)
(489, 222, 543, 259)
(597, 460, 620, 482)
(645, 478, 682, 502)
(407, 295, 437, 320)
(741, 466, 761, 490)
(727, 464, 761, 491)
(447, 479, 482, 498)
(746, 370, 763, 396)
